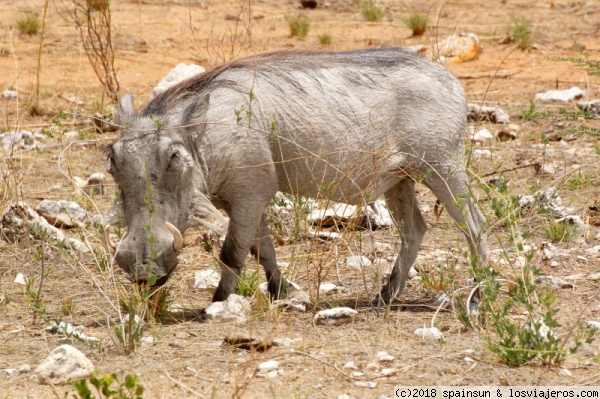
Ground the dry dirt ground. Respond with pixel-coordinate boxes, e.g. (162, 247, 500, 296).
(1, 0, 600, 398)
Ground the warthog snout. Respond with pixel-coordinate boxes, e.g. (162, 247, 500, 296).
(107, 222, 183, 286)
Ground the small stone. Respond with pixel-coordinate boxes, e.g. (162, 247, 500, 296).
(345, 255, 372, 269)
(319, 283, 338, 293)
(151, 63, 205, 100)
(471, 149, 492, 160)
(376, 351, 394, 362)
(471, 128, 494, 143)
(587, 321, 600, 329)
(14, 273, 26, 285)
(337, 394, 351, 399)
(354, 381, 377, 389)
(3, 369, 17, 376)
(373, 242, 392, 253)
(536, 87, 585, 102)
(414, 327, 444, 340)
(560, 368, 572, 377)
(18, 364, 31, 374)
(535, 276, 575, 289)
(204, 294, 251, 324)
(408, 267, 418, 279)
(258, 360, 279, 371)
(309, 230, 341, 241)
(352, 371, 365, 377)
(36, 200, 89, 228)
(314, 307, 357, 325)
(33, 345, 94, 385)
(194, 270, 220, 289)
(381, 368, 397, 376)
(467, 103, 510, 124)
(343, 361, 357, 369)
(2, 90, 17, 99)
(550, 261, 559, 268)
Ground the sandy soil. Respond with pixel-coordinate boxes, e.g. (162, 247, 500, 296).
(1, 0, 600, 398)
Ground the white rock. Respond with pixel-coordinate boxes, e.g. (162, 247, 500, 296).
(33, 345, 94, 385)
(84, 173, 106, 195)
(3, 369, 17, 376)
(314, 307, 357, 325)
(467, 103, 510, 124)
(2, 90, 17, 99)
(309, 230, 341, 241)
(541, 242, 556, 260)
(352, 371, 365, 377)
(1, 202, 88, 253)
(67, 96, 84, 105)
(556, 215, 587, 230)
(366, 200, 394, 228)
(414, 327, 444, 340)
(45, 321, 99, 343)
(345, 255, 371, 269)
(319, 283, 338, 293)
(587, 321, 600, 329)
(471, 128, 494, 143)
(560, 368, 572, 377)
(373, 241, 392, 253)
(14, 273, 27, 285)
(343, 361, 357, 369)
(408, 266, 418, 279)
(550, 261, 559, 268)
(471, 149, 492, 160)
(204, 294, 251, 324)
(151, 63, 205, 100)
(272, 290, 311, 312)
(258, 360, 279, 371)
(36, 200, 89, 228)
(1, 130, 35, 151)
(194, 270, 220, 289)
(376, 351, 394, 362)
(577, 100, 600, 118)
(381, 368, 397, 376)
(338, 394, 351, 399)
(355, 381, 377, 388)
(535, 276, 575, 289)
(585, 245, 600, 254)
(536, 87, 585, 102)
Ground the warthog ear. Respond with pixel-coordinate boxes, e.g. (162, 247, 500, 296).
(182, 94, 210, 131)
(117, 93, 136, 129)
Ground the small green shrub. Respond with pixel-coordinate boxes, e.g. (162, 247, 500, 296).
(16, 12, 40, 35)
(545, 219, 582, 243)
(71, 372, 144, 399)
(318, 33, 332, 45)
(289, 16, 310, 38)
(405, 13, 427, 36)
(236, 269, 259, 297)
(361, 1, 383, 22)
(509, 19, 535, 50)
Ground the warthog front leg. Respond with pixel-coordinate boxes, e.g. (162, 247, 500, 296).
(250, 213, 289, 300)
(212, 205, 288, 302)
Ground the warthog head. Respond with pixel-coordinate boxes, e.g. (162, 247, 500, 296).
(106, 93, 211, 286)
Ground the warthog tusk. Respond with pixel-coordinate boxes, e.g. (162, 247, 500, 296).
(165, 222, 183, 251)
(103, 224, 116, 252)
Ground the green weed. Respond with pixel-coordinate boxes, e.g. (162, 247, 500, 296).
(289, 16, 310, 37)
(509, 19, 535, 50)
(318, 33, 332, 45)
(16, 12, 40, 35)
(405, 13, 427, 36)
(361, 1, 383, 22)
(71, 371, 144, 399)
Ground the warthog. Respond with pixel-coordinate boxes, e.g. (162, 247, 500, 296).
(108, 47, 487, 304)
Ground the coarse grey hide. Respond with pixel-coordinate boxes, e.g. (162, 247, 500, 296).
(109, 47, 488, 304)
